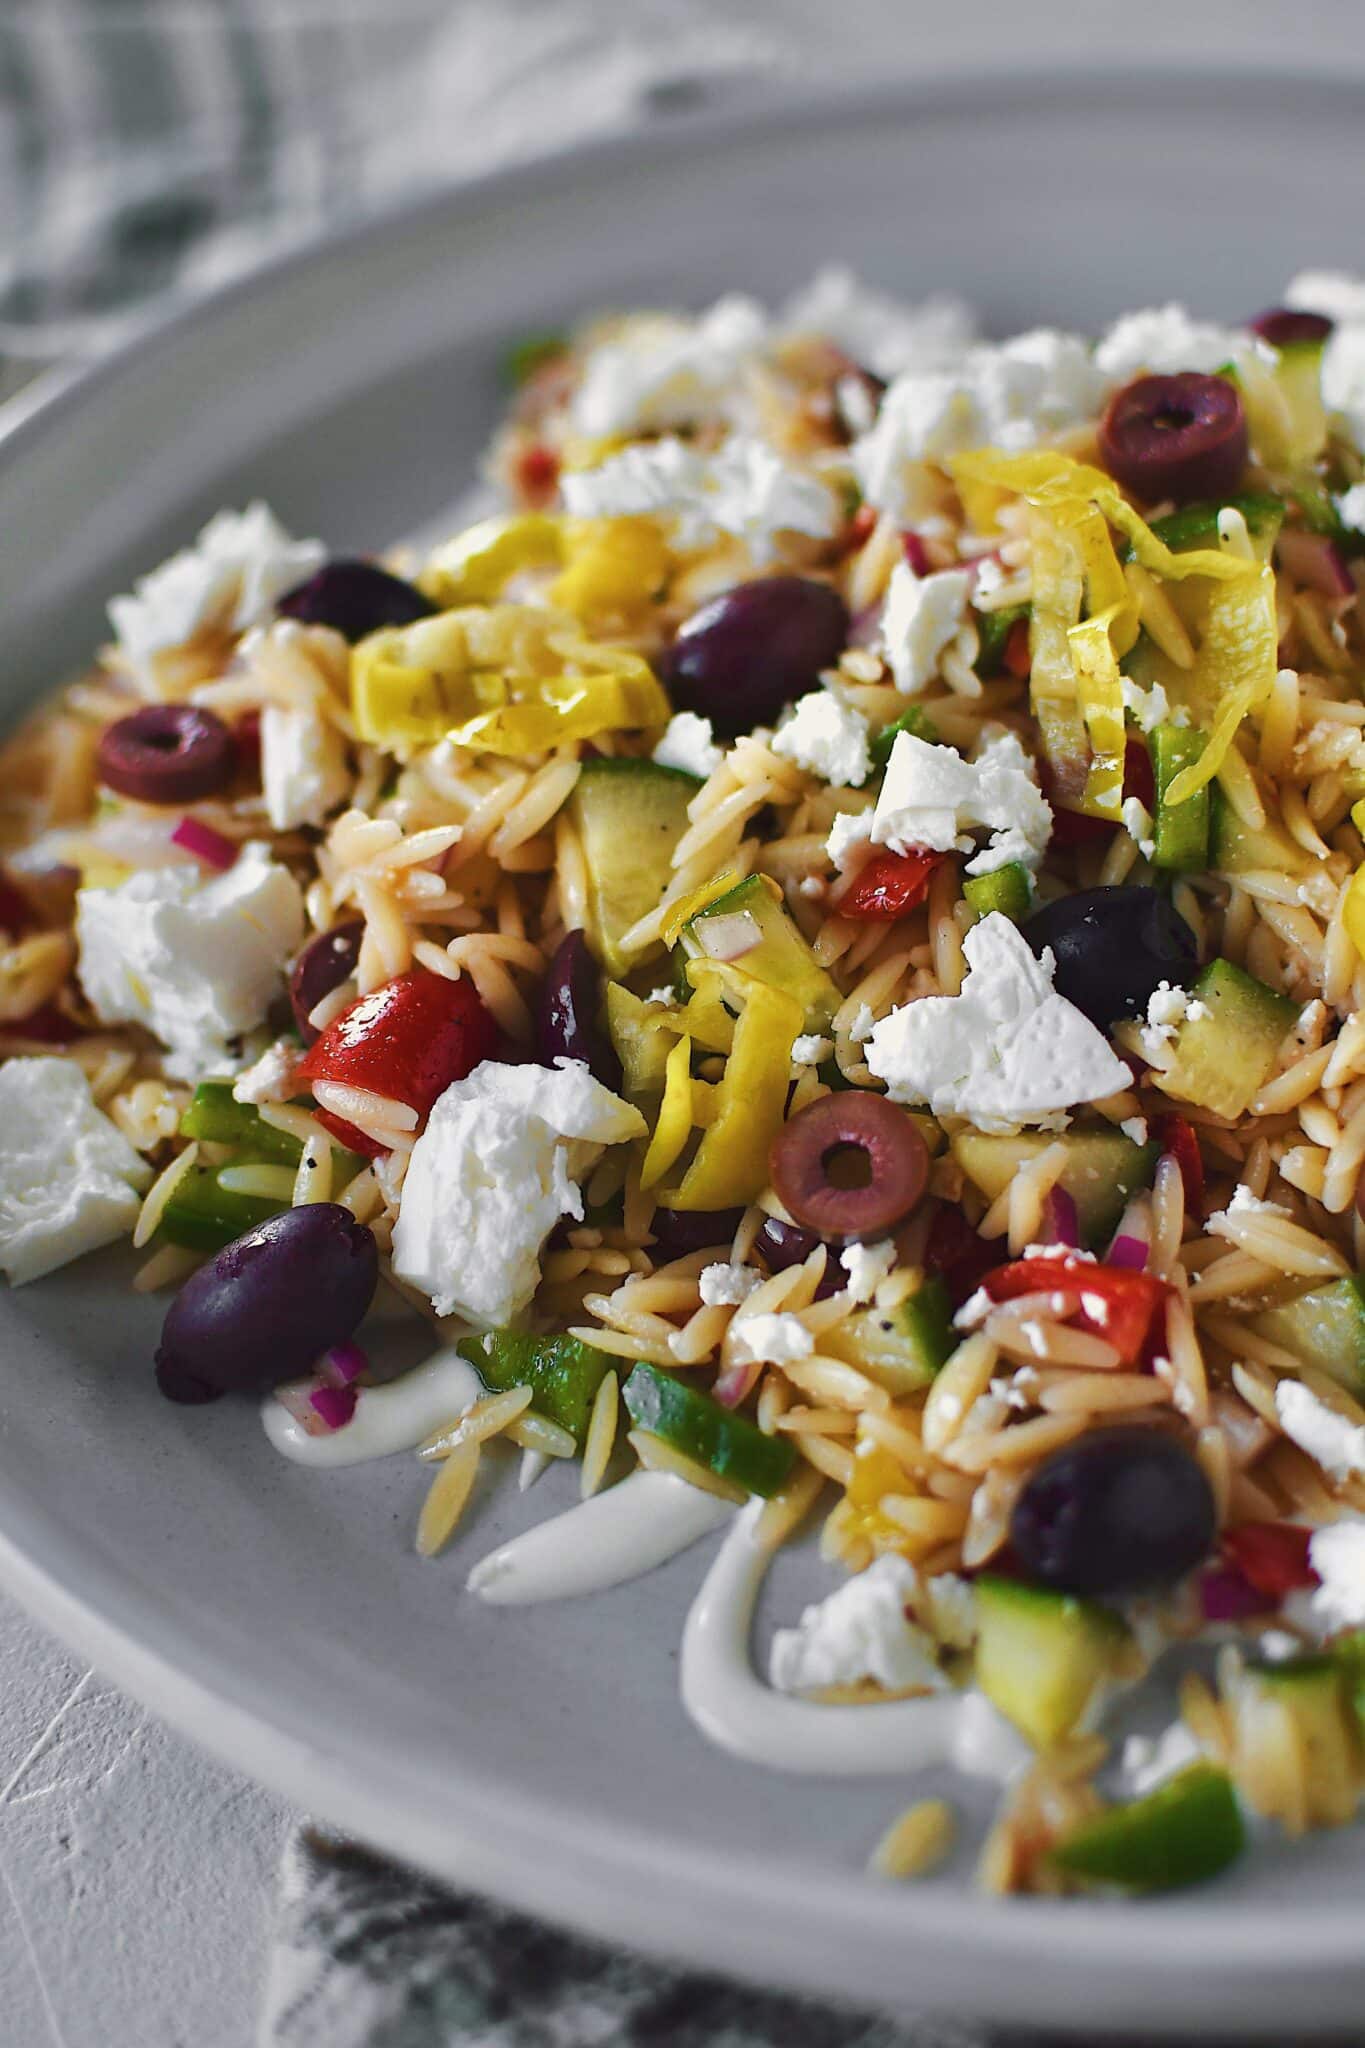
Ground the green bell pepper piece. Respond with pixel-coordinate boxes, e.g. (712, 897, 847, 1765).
(869, 703, 939, 773)
(962, 861, 1032, 922)
(158, 1166, 285, 1253)
(179, 1081, 303, 1164)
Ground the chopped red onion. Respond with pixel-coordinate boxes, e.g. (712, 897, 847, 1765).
(170, 815, 238, 871)
(275, 1375, 358, 1436)
(901, 530, 933, 577)
(1200, 1565, 1275, 1624)
(713, 1360, 762, 1410)
(309, 1384, 358, 1432)
(697, 910, 762, 962)
(1038, 1186, 1079, 1249)
(318, 1341, 368, 1389)
(1276, 527, 1354, 600)
(1107, 1233, 1150, 1271)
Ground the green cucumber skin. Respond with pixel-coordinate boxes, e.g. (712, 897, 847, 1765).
(899, 1273, 955, 1378)
(1252, 1275, 1365, 1396)
(962, 861, 1031, 922)
(622, 1361, 794, 1497)
(1133, 493, 1284, 560)
(572, 759, 701, 977)
(1147, 725, 1210, 872)
(1050, 1765, 1245, 1894)
(458, 1331, 614, 1442)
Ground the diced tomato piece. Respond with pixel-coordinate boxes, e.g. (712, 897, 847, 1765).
(312, 1106, 387, 1159)
(1155, 1112, 1204, 1215)
(1222, 1521, 1317, 1599)
(981, 1254, 1173, 1367)
(840, 848, 947, 921)
(1003, 616, 1032, 679)
(924, 1203, 997, 1307)
(1123, 735, 1155, 812)
(516, 442, 559, 503)
(298, 969, 499, 1126)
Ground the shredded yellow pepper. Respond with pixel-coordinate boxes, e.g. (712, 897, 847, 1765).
(548, 517, 670, 622)
(420, 516, 563, 608)
(641, 1032, 693, 1188)
(1344, 868, 1365, 963)
(605, 983, 676, 1103)
(1352, 799, 1365, 840)
(1068, 604, 1129, 820)
(676, 961, 737, 1055)
(660, 980, 801, 1210)
(1162, 565, 1278, 807)
(351, 603, 669, 755)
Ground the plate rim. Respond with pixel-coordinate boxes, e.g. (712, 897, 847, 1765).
(4, 66, 1365, 2030)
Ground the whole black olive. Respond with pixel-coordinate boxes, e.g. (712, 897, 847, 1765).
(649, 1207, 746, 1259)
(1025, 886, 1198, 1030)
(664, 577, 849, 736)
(275, 560, 436, 642)
(1011, 1427, 1217, 1595)
(535, 930, 620, 1090)
(289, 921, 364, 1044)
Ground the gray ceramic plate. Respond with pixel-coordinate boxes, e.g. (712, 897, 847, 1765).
(2, 71, 1365, 2038)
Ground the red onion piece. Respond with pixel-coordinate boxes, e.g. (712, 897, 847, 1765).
(318, 1341, 368, 1389)
(1107, 1233, 1150, 1271)
(310, 1384, 358, 1431)
(1038, 1186, 1079, 1249)
(275, 1375, 358, 1436)
(713, 1360, 762, 1410)
(697, 910, 763, 962)
(901, 531, 933, 577)
(1200, 1565, 1275, 1623)
(1276, 526, 1353, 600)
(171, 815, 238, 871)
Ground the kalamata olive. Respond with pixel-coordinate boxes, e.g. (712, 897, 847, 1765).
(664, 577, 849, 736)
(155, 1204, 378, 1401)
(755, 1214, 823, 1270)
(1248, 307, 1334, 348)
(649, 1206, 745, 1258)
(275, 559, 435, 642)
(289, 920, 363, 1044)
(770, 1092, 928, 1242)
(1025, 886, 1198, 1030)
(1098, 373, 1247, 507)
(1011, 1427, 1217, 1595)
(97, 705, 237, 805)
(535, 930, 620, 1089)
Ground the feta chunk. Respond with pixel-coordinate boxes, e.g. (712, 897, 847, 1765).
(261, 702, 349, 831)
(1335, 483, 1365, 535)
(1275, 1380, 1365, 1482)
(867, 730, 1051, 873)
(728, 1310, 814, 1367)
(1121, 1116, 1149, 1145)
(864, 911, 1131, 1130)
(653, 711, 722, 779)
(771, 692, 871, 787)
(569, 294, 767, 437)
(879, 561, 971, 695)
(1121, 796, 1157, 860)
(769, 1554, 946, 1695)
(392, 1058, 645, 1325)
(1285, 270, 1365, 323)
(698, 1261, 762, 1307)
(0, 1058, 149, 1283)
(777, 267, 976, 380)
(1320, 323, 1365, 445)
(108, 503, 325, 684)
(791, 1033, 833, 1067)
(839, 1236, 896, 1304)
(231, 1036, 301, 1105)
(825, 807, 875, 871)
(1138, 980, 1210, 1059)
(1309, 1516, 1365, 1632)
(75, 843, 305, 1081)
(1120, 674, 1185, 733)
(1094, 304, 1264, 384)
(562, 434, 838, 565)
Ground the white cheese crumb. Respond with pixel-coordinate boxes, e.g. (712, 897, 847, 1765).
(569, 294, 767, 438)
(728, 1310, 815, 1367)
(1121, 1116, 1149, 1145)
(953, 1286, 995, 1332)
(1335, 482, 1365, 535)
(646, 985, 679, 1008)
(825, 807, 875, 871)
(653, 711, 722, 779)
(839, 1237, 897, 1304)
(1138, 980, 1209, 1060)
(1257, 1628, 1303, 1663)
(698, 1261, 763, 1307)
(1275, 1380, 1365, 1482)
(769, 1554, 947, 1696)
(1285, 269, 1365, 322)
(260, 697, 349, 831)
(562, 433, 838, 565)
(797, 876, 825, 901)
(920, 1571, 977, 1650)
(771, 692, 872, 788)
(791, 1033, 833, 1067)
(1094, 304, 1266, 384)
(0, 1058, 150, 1283)
(867, 729, 1052, 876)
(1121, 796, 1157, 861)
(848, 1002, 877, 1043)
(1309, 1516, 1365, 1631)
(864, 911, 1131, 1130)
(879, 561, 972, 696)
(1120, 674, 1187, 733)
(777, 268, 976, 381)
(231, 1036, 300, 1105)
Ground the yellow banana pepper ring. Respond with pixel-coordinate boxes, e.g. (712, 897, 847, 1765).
(660, 980, 801, 1210)
(420, 516, 564, 608)
(1344, 867, 1365, 964)
(548, 517, 671, 622)
(1162, 564, 1278, 808)
(641, 1032, 693, 1188)
(1068, 604, 1129, 821)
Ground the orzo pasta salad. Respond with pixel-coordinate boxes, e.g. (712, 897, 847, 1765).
(10, 267, 1365, 1895)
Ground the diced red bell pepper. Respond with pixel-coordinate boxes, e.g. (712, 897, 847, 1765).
(1002, 615, 1032, 679)
(925, 1203, 998, 1307)
(841, 847, 948, 921)
(1155, 1112, 1204, 1215)
(981, 1254, 1173, 1367)
(515, 442, 559, 503)
(1222, 1521, 1317, 1600)
(298, 969, 499, 1136)
(1122, 735, 1155, 813)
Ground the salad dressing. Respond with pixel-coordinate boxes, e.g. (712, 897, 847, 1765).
(466, 1470, 734, 1604)
(262, 1348, 483, 1468)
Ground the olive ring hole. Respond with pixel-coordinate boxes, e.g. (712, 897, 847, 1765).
(821, 1140, 874, 1192)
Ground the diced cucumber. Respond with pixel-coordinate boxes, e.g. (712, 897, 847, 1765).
(1130, 492, 1284, 563)
(1270, 341, 1330, 469)
(1210, 786, 1312, 876)
(159, 1167, 284, 1253)
(973, 1575, 1129, 1750)
(1147, 724, 1209, 872)
(621, 1361, 795, 1497)
(825, 1273, 954, 1395)
(570, 758, 700, 976)
(951, 1129, 1158, 1249)
(179, 1081, 302, 1165)
(1283, 472, 1347, 541)
(974, 601, 1030, 677)
(962, 861, 1032, 923)
(680, 872, 841, 1032)
(458, 1329, 614, 1443)
(869, 703, 939, 773)
(1251, 1276, 1365, 1397)
(1159, 958, 1296, 1120)
(1050, 1764, 1244, 1894)
(1247, 1656, 1358, 1822)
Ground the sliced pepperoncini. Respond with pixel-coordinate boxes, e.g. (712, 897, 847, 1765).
(660, 979, 801, 1210)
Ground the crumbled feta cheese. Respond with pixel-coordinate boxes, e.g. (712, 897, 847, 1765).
(1119, 675, 1183, 733)
(76, 842, 305, 1080)
(108, 503, 325, 684)
(825, 807, 875, 870)
(1275, 1380, 1365, 1482)
(570, 294, 767, 437)
(260, 700, 349, 832)
(954, 1286, 995, 1332)
(698, 1261, 762, 1307)
(839, 1237, 896, 1304)
(1206, 1185, 1290, 1239)
(562, 434, 838, 565)
(1285, 269, 1365, 323)
(391, 1058, 645, 1325)
(1094, 304, 1264, 384)
(868, 730, 1051, 874)
(231, 1036, 301, 1105)
(1121, 796, 1157, 861)
(771, 692, 871, 788)
(848, 1002, 876, 1043)
(864, 911, 1130, 1130)
(1121, 1721, 1202, 1795)
(645, 985, 679, 1009)
(797, 876, 825, 901)
(728, 1310, 815, 1367)
(1121, 1116, 1149, 1145)
(1257, 1628, 1303, 1663)
(1335, 483, 1365, 535)
(921, 1571, 977, 1649)
(769, 1554, 946, 1695)
(791, 1033, 833, 1067)
(1137, 980, 1209, 1059)
(778, 268, 976, 380)
(653, 711, 722, 779)
(0, 1057, 149, 1283)
(1308, 1516, 1365, 1631)
(879, 561, 972, 695)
